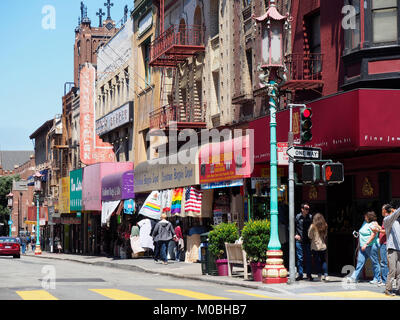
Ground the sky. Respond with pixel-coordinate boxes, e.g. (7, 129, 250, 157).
(0, 0, 131, 151)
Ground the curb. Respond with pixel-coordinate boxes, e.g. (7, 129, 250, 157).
(26, 254, 292, 295)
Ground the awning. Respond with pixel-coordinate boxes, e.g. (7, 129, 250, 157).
(199, 135, 253, 184)
(134, 147, 200, 194)
(249, 89, 400, 162)
(102, 170, 134, 201)
(82, 162, 134, 211)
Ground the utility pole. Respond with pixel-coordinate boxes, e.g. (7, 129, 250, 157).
(287, 103, 306, 284)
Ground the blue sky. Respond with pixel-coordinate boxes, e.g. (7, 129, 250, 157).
(0, 0, 130, 151)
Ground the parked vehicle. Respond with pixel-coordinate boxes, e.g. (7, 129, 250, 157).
(0, 237, 21, 258)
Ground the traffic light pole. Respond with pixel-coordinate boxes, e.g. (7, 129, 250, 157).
(287, 103, 306, 285)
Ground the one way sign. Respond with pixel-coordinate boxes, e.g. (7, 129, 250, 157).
(286, 146, 322, 161)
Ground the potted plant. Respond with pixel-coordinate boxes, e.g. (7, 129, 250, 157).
(208, 222, 240, 276)
(242, 219, 270, 282)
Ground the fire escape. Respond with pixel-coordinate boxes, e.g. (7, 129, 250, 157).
(280, 20, 324, 94)
(149, 0, 206, 130)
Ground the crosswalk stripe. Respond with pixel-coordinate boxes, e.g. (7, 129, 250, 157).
(158, 289, 230, 300)
(90, 289, 151, 300)
(226, 290, 291, 300)
(303, 290, 397, 299)
(16, 290, 58, 300)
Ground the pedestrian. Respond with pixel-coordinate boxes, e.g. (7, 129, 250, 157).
(174, 220, 184, 262)
(20, 233, 27, 255)
(308, 213, 329, 281)
(26, 234, 31, 251)
(347, 211, 381, 284)
(378, 204, 392, 287)
(383, 204, 400, 296)
(55, 236, 62, 253)
(151, 214, 176, 265)
(31, 236, 36, 253)
(295, 203, 313, 281)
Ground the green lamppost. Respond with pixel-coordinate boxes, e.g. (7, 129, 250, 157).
(7, 192, 13, 237)
(33, 172, 43, 255)
(254, 0, 290, 284)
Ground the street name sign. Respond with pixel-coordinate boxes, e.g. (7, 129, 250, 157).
(286, 146, 322, 161)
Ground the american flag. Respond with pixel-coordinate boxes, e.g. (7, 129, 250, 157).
(184, 187, 203, 214)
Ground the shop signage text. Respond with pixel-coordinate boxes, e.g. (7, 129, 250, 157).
(96, 102, 133, 136)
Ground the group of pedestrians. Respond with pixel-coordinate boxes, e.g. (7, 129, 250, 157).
(132, 214, 184, 265)
(346, 203, 400, 296)
(17, 233, 36, 254)
(295, 201, 400, 296)
(295, 203, 329, 281)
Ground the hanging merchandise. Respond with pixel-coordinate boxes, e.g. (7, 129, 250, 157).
(101, 201, 121, 225)
(184, 187, 203, 217)
(139, 191, 162, 220)
(124, 199, 135, 215)
(137, 218, 154, 251)
(162, 189, 173, 216)
(171, 188, 184, 215)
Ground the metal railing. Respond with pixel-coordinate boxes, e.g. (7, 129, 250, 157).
(150, 24, 205, 64)
(149, 102, 206, 129)
(284, 53, 324, 81)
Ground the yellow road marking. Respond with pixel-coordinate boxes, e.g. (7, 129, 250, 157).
(90, 289, 151, 300)
(16, 290, 58, 300)
(303, 290, 398, 299)
(159, 289, 230, 300)
(226, 290, 291, 300)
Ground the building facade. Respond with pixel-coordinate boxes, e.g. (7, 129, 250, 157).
(96, 15, 135, 162)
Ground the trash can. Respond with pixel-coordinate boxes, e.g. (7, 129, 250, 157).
(200, 233, 218, 276)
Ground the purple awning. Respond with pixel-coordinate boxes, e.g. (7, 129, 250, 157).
(101, 170, 134, 202)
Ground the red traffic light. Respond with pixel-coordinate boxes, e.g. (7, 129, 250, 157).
(302, 108, 312, 118)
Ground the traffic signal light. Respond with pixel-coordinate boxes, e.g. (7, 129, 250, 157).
(302, 162, 320, 184)
(322, 162, 344, 184)
(300, 107, 312, 144)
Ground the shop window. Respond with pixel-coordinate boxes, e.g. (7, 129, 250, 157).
(345, 0, 361, 50)
(372, 0, 398, 43)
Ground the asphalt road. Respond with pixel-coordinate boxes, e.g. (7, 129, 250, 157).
(0, 255, 398, 302)
(0, 255, 286, 301)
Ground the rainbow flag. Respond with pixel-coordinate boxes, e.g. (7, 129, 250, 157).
(171, 188, 184, 214)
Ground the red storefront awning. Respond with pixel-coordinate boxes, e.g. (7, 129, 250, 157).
(250, 89, 400, 163)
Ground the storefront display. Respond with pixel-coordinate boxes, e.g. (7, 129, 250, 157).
(82, 162, 133, 255)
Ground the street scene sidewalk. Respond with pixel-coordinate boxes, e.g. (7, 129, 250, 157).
(24, 251, 396, 298)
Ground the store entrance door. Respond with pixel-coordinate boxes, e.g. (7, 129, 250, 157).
(326, 175, 356, 275)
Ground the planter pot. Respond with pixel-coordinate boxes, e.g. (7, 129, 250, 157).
(216, 259, 232, 276)
(250, 262, 266, 282)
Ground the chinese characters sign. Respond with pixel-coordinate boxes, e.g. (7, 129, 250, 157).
(80, 63, 116, 165)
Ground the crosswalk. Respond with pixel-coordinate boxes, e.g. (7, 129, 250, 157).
(13, 288, 399, 300)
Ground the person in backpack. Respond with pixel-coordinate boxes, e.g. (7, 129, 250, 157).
(151, 214, 176, 265)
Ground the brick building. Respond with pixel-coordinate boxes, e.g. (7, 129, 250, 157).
(235, 0, 400, 275)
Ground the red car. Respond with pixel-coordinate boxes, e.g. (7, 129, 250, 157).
(0, 237, 20, 258)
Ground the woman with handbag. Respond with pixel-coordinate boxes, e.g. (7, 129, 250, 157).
(308, 213, 329, 281)
(347, 211, 381, 283)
